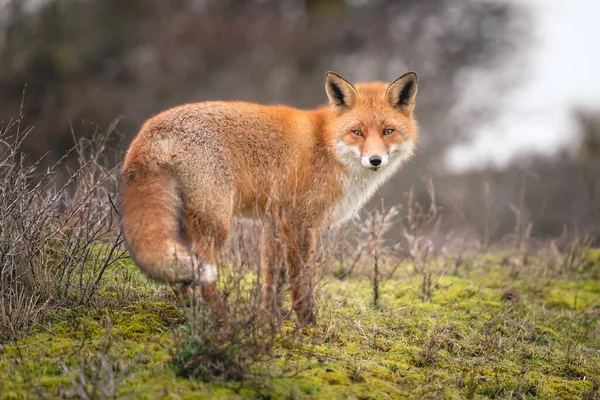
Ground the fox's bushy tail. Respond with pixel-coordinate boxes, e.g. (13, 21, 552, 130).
(119, 161, 198, 285)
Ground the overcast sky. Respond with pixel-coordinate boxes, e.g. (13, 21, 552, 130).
(445, 0, 600, 172)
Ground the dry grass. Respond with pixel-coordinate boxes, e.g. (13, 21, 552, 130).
(0, 115, 125, 341)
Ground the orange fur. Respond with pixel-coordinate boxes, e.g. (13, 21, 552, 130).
(119, 72, 419, 323)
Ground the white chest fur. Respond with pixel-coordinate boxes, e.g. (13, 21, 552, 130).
(329, 158, 401, 225)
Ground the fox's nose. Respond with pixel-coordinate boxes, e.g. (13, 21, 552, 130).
(369, 156, 382, 166)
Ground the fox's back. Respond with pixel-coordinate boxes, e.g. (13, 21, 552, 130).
(123, 101, 338, 217)
(131, 101, 311, 153)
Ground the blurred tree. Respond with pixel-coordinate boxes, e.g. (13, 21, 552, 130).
(7, 1, 596, 242)
(0, 0, 528, 163)
(574, 108, 600, 163)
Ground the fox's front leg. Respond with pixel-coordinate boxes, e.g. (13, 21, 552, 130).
(261, 224, 287, 316)
(285, 226, 317, 325)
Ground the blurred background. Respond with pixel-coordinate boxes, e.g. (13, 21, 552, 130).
(1, 0, 598, 244)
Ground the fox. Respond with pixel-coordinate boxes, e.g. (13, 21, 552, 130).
(119, 71, 419, 324)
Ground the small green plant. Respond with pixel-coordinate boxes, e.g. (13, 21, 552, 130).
(172, 287, 287, 383)
(174, 306, 252, 381)
(171, 227, 302, 383)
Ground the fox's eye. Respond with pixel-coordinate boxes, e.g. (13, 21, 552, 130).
(383, 128, 394, 136)
(352, 130, 363, 137)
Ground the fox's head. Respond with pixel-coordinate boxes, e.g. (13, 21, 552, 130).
(325, 72, 418, 172)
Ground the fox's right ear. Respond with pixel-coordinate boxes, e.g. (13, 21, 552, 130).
(325, 72, 358, 109)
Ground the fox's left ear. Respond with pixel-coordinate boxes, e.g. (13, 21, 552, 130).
(385, 72, 418, 113)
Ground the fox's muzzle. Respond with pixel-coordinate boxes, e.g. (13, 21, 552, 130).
(361, 154, 388, 169)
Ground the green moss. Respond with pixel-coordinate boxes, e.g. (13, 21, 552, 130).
(585, 248, 600, 263)
(2, 253, 599, 399)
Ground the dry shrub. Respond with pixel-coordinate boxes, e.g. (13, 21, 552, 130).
(0, 116, 125, 341)
(172, 302, 275, 382)
(172, 219, 305, 383)
(332, 178, 443, 281)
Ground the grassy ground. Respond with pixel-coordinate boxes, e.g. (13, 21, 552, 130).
(1, 253, 599, 399)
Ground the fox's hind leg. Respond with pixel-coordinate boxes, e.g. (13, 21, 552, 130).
(172, 181, 233, 320)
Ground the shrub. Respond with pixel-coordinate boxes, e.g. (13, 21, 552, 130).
(0, 116, 125, 341)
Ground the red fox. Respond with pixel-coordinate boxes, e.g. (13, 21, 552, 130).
(119, 72, 418, 323)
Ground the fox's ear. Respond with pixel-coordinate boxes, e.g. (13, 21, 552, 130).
(325, 72, 358, 109)
(385, 72, 418, 113)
